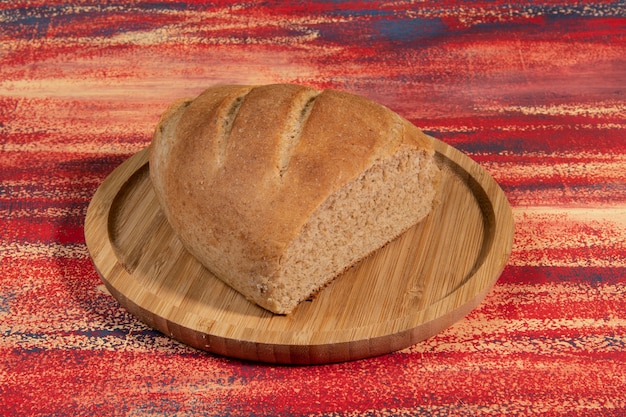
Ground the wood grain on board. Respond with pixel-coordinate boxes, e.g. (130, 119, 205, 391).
(85, 137, 514, 364)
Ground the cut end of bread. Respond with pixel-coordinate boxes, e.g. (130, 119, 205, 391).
(257, 146, 440, 314)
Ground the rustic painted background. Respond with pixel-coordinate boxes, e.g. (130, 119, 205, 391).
(1, 1, 625, 416)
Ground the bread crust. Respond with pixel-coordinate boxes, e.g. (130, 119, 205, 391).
(149, 84, 437, 314)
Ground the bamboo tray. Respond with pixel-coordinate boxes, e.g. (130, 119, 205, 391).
(85, 137, 514, 364)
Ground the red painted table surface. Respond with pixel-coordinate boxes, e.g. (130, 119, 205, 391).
(1, 2, 625, 416)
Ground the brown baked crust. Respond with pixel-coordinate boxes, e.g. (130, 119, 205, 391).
(149, 84, 436, 313)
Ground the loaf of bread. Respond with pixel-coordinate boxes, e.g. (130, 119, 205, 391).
(149, 84, 440, 314)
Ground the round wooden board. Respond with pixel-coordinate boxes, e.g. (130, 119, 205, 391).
(85, 137, 514, 365)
